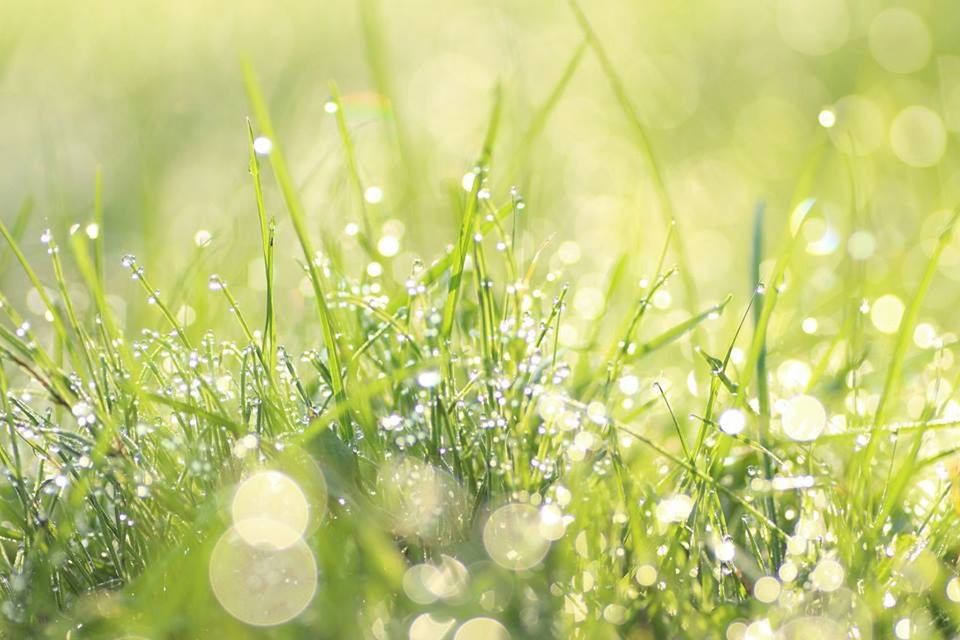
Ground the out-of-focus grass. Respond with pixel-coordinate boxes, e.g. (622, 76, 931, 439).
(3, 0, 960, 638)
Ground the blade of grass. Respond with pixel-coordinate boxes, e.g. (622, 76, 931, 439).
(241, 61, 347, 414)
(440, 84, 502, 342)
(567, 0, 697, 311)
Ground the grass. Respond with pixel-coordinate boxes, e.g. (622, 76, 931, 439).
(2, 4, 960, 639)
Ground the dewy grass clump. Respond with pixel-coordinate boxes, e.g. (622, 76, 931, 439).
(3, 5, 960, 639)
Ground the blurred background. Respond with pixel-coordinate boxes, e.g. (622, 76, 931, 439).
(2, 0, 960, 357)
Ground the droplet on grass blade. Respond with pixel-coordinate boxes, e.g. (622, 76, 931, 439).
(194, 229, 212, 247)
(252, 136, 273, 155)
(718, 409, 746, 435)
(417, 371, 441, 388)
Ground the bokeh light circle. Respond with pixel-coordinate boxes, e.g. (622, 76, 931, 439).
(454, 617, 510, 640)
(890, 106, 946, 168)
(208, 526, 318, 626)
(781, 395, 827, 442)
(232, 470, 309, 549)
(868, 9, 931, 74)
(377, 456, 468, 542)
(777, 0, 849, 56)
(483, 503, 550, 571)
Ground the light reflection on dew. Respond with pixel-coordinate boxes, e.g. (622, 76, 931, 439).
(231, 470, 309, 549)
(483, 503, 550, 571)
(453, 617, 510, 640)
(208, 527, 317, 627)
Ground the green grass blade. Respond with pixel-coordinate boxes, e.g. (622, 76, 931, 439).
(440, 84, 502, 341)
(241, 60, 346, 405)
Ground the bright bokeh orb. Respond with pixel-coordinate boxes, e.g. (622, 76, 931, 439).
(409, 613, 457, 640)
(232, 470, 309, 549)
(483, 503, 550, 571)
(870, 294, 905, 335)
(781, 395, 826, 442)
(890, 106, 946, 167)
(753, 576, 781, 603)
(869, 9, 931, 74)
(811, 558, 845, 592)
(454, 617, 510, 640)
(777, 0, 849, 56)
(208, 527, 318, 626)
(718, 409, 746, 435)
(377, 456, 468, 542)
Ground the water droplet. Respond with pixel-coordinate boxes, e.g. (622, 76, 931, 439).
(208, 275, 225, 291)
(194, 230, 213, 247)
(655, 494, 694, 524)
(377, 235, 400, 257)
(417, 370, 441, 389)
(818, 108, 837, 128)
(252, 136, 273, 155)
(718, 409, 746, 435)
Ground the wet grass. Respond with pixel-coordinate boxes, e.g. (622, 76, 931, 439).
(2, 6, 960, 639)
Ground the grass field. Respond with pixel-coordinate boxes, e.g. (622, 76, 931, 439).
(3, 0, 960, 638)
